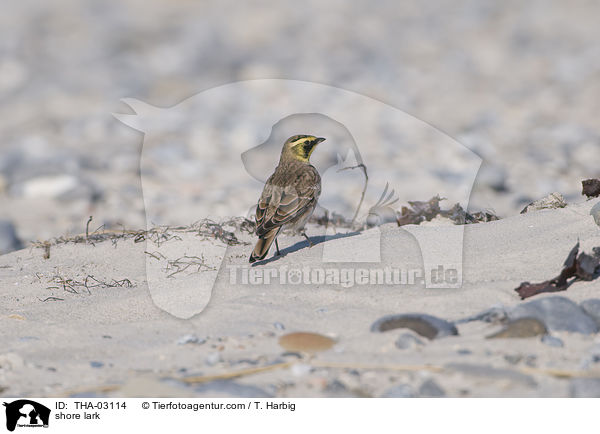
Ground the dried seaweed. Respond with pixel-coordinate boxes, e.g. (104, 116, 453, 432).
(309, 195, 499, 230)
(309, 212, 356, 229)
(582, 178, 600, 198)
(45, 274, 134, 295)
(165, 255, 216, 277)
(520, 192, 566, 214)
(33, 217, 255, 254)
(515, 242, 600, 299)
(39, 296, 64, 302)
(396, 196, 499, 226)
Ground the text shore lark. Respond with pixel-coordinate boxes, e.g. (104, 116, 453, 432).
(249, 135, 325, 263)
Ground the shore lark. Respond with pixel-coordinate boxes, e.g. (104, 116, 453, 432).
(249, 135, 325, 263)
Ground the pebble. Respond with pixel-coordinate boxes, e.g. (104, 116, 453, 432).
(418, 379, 446, 397)
(504, 354, 522, 365)
(278, 332, 335, 354)
(204, 352, 222, 366)
(395, 332, 425, 350)
(14, 174, 79, 199)
(486, 317, 548, 339)
(591, 202, 600, 227)
(273, 322, 285, 331)
(381, 384, 415, 398)
(176, 334, 206, 345)
(90, 361, 104, 368)
(580, 299, 600, 326)
(323, 379, 357, 397)
(0, 220, 22, 254)
(290, 363, 312, 377)
(508, 296, 599, 334)
(570, 378, 600, 398)
(541, 335, 564, 348)
(579, 344, 600, 369)
(371, 313, 458, 339)
(520, 192, 567, 214)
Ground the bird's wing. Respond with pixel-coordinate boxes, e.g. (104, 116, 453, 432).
(255, 168, 320, 237)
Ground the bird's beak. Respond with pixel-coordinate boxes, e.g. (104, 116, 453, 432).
(315, 137, 326, 144)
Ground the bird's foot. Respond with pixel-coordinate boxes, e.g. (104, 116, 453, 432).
(302, 232, 314, 248)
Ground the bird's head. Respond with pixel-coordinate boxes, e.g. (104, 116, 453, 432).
(282, 135, 326, 163)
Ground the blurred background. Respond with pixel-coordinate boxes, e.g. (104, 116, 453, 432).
(1, 0, 599, 252)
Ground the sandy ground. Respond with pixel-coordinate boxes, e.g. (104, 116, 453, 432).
(2, 1, 600, 399)
(2, 0, 600, 245)
(1, 198, 599, 398)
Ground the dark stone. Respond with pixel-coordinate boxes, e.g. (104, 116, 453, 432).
(508, 296, 598, 334)
(580, 299, 600, 326)
(582, 178, 600, 198)
(486, 317, 548, 339)
(371, 313, 458, 339)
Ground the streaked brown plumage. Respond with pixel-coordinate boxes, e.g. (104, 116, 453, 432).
(249, 135, 325, 263)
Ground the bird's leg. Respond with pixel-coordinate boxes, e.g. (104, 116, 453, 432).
(275, 239, 281, 256)
(302, 231, 314, 248)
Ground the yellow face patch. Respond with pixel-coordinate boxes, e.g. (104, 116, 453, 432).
(285, 136, 325, 162)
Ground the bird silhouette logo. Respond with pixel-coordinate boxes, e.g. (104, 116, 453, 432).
(3, 400, 50, 432)
(115, 79, 481, 318)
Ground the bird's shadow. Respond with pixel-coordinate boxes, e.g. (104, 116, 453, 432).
(251, 230, 362, 266)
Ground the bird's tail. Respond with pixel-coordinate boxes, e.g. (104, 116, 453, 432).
(249, 228, 280, 263)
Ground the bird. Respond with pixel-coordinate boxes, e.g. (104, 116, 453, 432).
(249, 135, 325, 263)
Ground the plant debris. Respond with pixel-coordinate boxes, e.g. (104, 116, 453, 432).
(46, 274, 134, 295)
(33, 217, 254, 253)
(165, 255, 215, 277)
(520, 192, 567, 214)
(396, 195, 499, 226)
(582, 179, 600, 198)
(515, 242, 600, 299)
